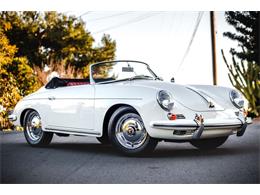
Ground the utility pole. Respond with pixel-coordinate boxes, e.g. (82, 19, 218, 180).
(210, 11, 217, 85)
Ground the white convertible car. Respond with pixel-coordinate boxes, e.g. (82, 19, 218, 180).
(9, 60, 251, 155)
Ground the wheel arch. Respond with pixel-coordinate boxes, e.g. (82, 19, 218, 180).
(20, 108, 37, 126)
(102, 103, 140, 138)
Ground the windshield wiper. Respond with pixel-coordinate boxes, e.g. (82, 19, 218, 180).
(128, 75, 154, 81)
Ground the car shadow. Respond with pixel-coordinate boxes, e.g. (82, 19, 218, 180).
(28, 141, 256, 159)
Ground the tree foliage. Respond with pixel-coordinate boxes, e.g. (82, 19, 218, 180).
(0, 11, 116, 68)
(0, 30, 40, 129)
(223, 11, 259, 64)
(223, 11, 260, 117)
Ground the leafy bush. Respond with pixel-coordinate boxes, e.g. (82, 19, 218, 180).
(0, 31, 40, 130)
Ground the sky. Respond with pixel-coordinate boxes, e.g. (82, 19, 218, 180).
(69, 11, 239, 88)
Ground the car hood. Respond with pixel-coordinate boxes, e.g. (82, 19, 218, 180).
(129, 80, 225, 111)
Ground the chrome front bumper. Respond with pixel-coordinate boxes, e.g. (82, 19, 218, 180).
(150, 117, 252, 140)
(8, 113, 17, 122)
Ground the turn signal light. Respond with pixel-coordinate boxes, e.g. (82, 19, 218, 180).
(168, 114, 177, 120)
(167, 113, 185, 120)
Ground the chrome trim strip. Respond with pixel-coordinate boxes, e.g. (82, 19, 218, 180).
(202, 125, 242, 130)
(46, 125, 93, 131)
(152, 123, 242, 130)
(44, 128, 100, 136)
(186, 86, 216, 108)
(25, 97, 143, 101)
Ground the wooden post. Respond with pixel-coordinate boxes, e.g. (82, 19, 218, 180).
(210, 11, 217, 85)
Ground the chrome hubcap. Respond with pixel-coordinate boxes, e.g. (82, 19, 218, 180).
(26, 113, 43, 141)
(115, 115, 147, 149)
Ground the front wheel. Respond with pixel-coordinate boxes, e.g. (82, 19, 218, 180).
(23, 110, 53, 146)
(190, 136, 228, 150)
(108, 106, 158, 156)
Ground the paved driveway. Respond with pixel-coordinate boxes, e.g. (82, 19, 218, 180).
(1, 121, 259, 183)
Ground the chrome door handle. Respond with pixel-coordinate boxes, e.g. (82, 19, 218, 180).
(48, 96, 56, 100)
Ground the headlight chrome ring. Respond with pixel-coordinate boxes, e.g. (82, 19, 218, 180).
(229, 90, 244, 109)
(157, 90, 174, 111)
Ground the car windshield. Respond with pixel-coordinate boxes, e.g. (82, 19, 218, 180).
(91, 61, 157, 83)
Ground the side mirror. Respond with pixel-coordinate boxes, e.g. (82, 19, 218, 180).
(158, 76, 163, 81)
(170, 77, 175, 83)
(156, 76, 163, 81)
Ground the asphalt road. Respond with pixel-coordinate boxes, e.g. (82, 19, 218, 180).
(1, 121, 259, 184)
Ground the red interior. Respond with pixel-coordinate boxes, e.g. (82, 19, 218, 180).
(66, 82, 90, 86)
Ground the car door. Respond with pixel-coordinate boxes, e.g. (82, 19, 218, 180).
(44, 84, 96, 134)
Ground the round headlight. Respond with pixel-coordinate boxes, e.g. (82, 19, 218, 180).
(230, 90, 244, 108)
(157, 90, 174, 111)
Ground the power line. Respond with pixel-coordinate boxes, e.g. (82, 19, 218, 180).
(93, 12, 162, 34)
(175, 11, 204, 74)
(165, 12, 177, 47)
(88, 12, 132, 22)
(79, 11, 92, 17)
(93, 12, 159, 34)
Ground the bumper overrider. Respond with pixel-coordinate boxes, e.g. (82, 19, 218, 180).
(150, 114, 252, 140)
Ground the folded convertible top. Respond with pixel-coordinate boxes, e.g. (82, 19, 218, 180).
(45, 77, 90, 89)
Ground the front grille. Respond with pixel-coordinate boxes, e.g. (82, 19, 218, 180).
(173, 129, 195, 136)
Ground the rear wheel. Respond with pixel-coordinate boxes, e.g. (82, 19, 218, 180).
(190, 136, 228, 150)
(108, 106, 158, 156)
(23, 110, 53, 146)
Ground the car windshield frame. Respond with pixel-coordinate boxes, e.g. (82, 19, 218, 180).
(89, 60, 160, 84)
